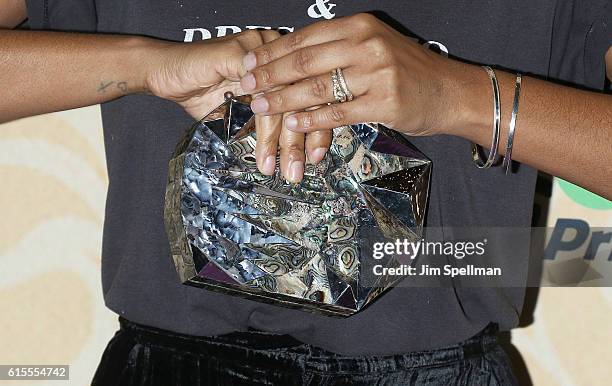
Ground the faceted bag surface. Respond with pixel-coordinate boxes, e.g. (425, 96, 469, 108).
(164, 95, 431, 316)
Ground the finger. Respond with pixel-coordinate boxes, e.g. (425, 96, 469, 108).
(250, 67, 364, 115)
(236, 29, 284, 174)
(234, 29, 265, 48)
(284, 98, 374, 133)
(216, 30, 265, 80)
(235, 30, 282, 76)
(279, 113, 306, 183)
(182, 80, 244, 120)
(305, 130, 332, 165)
(261, 29, 281, 43)
(255, 110, 282, 176)
(244, 17, 351, 70)
(233, 31, 266, 77)
(241, 40, 355, 93)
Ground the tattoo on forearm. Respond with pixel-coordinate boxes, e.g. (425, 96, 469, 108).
(98, 81, 114, 93)
(98, 81, 129, 94)
(117, 82, 128, 93)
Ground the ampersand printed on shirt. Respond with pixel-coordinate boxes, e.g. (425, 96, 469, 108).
(307, 0, 337, 20)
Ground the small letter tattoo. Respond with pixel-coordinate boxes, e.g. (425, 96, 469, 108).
(98, 81, 114, 93)
(117, 82, 128, 93)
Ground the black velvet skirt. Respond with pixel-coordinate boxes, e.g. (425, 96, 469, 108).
(91, 317, 517, 385)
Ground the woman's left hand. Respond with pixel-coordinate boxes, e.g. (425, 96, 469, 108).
(240, 13, 472, 182)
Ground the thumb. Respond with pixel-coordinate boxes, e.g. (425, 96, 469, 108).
(181, 80, 244, 120)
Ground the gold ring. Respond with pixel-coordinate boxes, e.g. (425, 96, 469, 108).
(335, 68, 354, 102)
(331, 69, 347, 103)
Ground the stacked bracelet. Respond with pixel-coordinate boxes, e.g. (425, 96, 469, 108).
(472, 67, 523, 174)
(502, 74, 523, 174)
(472, 66, 501, 169)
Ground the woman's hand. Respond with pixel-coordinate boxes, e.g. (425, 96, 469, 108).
(0, 27, 284, 139)
(239, 13, 474, 182)
(146, 29, 282, 120)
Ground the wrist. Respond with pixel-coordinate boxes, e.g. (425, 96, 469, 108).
(124, 36, 175, 95)
(437, 62, 491, 140)
(445, 64, 517, 158)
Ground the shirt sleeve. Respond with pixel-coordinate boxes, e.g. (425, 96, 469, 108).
(549, 0, 612, 91)
(25, 0, 97, 32)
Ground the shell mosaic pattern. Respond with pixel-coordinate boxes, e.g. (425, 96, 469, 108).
(164, 95, 431, 316)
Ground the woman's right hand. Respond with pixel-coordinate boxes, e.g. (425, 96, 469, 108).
(146, 29, 281, 120)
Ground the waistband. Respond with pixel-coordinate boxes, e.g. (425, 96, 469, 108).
(117, 317, 499, 374)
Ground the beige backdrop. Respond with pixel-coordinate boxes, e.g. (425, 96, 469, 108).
(0, 106, 610, 385)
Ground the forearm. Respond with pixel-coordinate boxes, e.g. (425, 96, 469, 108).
(0, 0, 26, 28)
(0, 30, 165, 123)
(449, 63, 612, 199)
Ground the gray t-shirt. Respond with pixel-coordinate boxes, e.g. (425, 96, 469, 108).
(25, 0, 611, 355)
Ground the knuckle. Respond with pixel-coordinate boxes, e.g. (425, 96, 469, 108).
(310, 77, 328, 99)
(269, 92, 285, 109)
(294, 48, 314, 75)
(257, 128, 277, 142)
(286, 32, 305, 50)
(256, 46, 274, 65)
(286, 143, 304, 153)
(241, 29, 260, 40)
(226, 38, 244, 53)
(299, 113, 313, 128)
(327, 104, 345, 124)
(256, 67, 273, 87)
(351, 13, 378, 32)
(364, 35, 388, 55)
(262, 29, 281, 42)
(258, 137, 275, 145)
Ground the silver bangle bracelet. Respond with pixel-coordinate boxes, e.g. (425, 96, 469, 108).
(472, 66, 501, 169)
(502, 73, 523, 174)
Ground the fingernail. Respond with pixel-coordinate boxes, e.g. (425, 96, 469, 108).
(251, 96, 269, 113)
(262, 155, 276, 175)
(288, 160, 304, 183)
(309, 147, 327, 164)
(241, 73, 256, 91)
(243, 52, 257, 71)
(285, 115, 298, 130)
